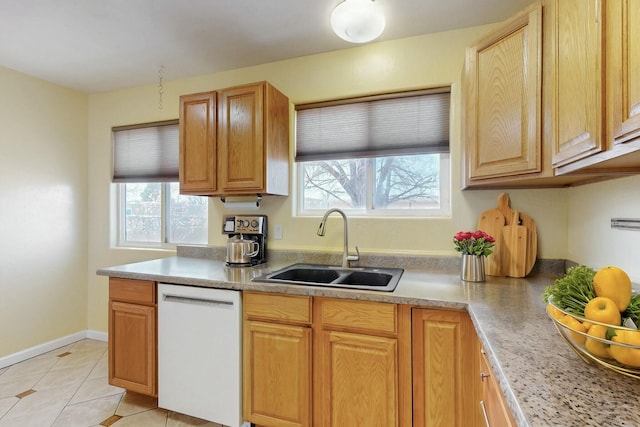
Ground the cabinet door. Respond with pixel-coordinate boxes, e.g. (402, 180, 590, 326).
(465, 4, 542, 180)
(179, 92, 217, 194)
(480, 350, 516, 427)
(218, 83, 265, 192)
(608, 0, 640, 146)
(243, 320, 311, 427)
(316, 330, 398, 427)
(412, 309, 480, 427)
(108, 300, 157, 396)
(546, 0, 604, 166)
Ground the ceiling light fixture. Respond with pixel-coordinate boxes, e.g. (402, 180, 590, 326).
(330, 0, 386, 44)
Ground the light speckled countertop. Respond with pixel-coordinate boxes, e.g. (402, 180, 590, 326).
(97, 254, 640, 427)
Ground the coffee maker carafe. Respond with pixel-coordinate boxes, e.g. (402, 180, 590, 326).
(222, 215, 267, 266)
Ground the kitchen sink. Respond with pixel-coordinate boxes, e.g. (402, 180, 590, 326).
(253, 263, 403, 292)
(270, 267, 340, 284)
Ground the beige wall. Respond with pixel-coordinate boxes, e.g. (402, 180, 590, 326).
(568, 175, 640, 283)
(0, 66, 88, 356)
(86, 26, 570, 333)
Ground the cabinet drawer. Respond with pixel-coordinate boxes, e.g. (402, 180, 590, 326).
(109, 278, 156, 305)
(480, 349, 516, 427)
(318, 298, 397, 335)
(244, 292, 312, 324)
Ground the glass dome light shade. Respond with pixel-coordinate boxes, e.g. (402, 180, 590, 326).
(330, 0, 386, 43)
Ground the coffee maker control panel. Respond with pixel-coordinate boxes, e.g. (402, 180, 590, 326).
(223, 215, 267, 235)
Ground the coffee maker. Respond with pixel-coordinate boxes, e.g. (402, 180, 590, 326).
(222, 215, 267, 266)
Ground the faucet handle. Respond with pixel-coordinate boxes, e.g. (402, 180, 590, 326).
(347, 246, 360, 263)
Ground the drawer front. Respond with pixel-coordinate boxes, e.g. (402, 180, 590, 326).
(109, 278, 156, 305)
(244, 292, 312, 324)
(318, 298, 397, 335)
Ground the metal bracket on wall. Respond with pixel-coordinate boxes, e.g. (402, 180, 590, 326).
(611, 218, 640, 231)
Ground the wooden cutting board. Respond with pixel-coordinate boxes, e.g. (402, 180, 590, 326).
(503, 211, 528, 277)
(477, 207, 506, 276)
(477, 193, 537, 277)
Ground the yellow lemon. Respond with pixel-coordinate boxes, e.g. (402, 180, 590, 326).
(585, 324, 611, 359)
(609, 330, 640, 368)
(546, 303, 564, 321)
(559, 314, 587, 345)
(583, 297, 621, 326)
(593, 266, 632, 312)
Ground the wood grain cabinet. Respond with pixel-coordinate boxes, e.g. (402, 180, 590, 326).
(479, 348, 516, 427)
(464, 3, 543, 186)
(544, 0, 640, 175)
(314, 298, 412, 427)
(242, 293, 412, 427)
(179, 81, 289, 196)
(607, 0, 640, 150)
(464, 0, 640, 185)
(243, 292, 312, 427)
(108, 278, 157, 397)
(544, 0, 605, 168)
(412, 308, 482, 427)
(179, 92, 217, 193)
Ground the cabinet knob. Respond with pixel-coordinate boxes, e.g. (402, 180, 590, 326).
(480, 371, 491, 380)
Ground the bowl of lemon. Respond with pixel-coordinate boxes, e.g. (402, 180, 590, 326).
(544, 265, 640, 379)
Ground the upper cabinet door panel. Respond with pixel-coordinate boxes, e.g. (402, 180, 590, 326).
(547, 0, 604, 166)
(218, 84, 265, 192)
(179, 92, 217, 194)
(465, 4, 542, 180)
(608, 0, 640, 145)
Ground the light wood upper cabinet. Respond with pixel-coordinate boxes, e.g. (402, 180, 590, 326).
(544, 0, 605, 167)
(608, 0, 640, 145)
(550, 0, 640, 175)
(464, 0, 640, 185)
(108, 278, 157, 397)
(412, 308, 482, 427)
(464, 3, 542, 184)
(179, 92, 217, 193)
(179, 81, 290, 196)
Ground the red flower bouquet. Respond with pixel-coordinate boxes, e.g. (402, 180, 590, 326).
(453, 230, 496, 257)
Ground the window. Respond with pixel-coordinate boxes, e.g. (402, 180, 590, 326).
(295, 88, 451, 216)
(113, 121, 208, 247)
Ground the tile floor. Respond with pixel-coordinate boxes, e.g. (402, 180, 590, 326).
(0, 339, 224, 427)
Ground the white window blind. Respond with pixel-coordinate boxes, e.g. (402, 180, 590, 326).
(295, 88, 450, 162)
(112, 120, 179, 182)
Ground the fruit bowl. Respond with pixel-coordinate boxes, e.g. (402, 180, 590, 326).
(547, 296, 640, 379)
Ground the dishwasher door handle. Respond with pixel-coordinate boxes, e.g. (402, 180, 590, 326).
(162, 293, 235, 308)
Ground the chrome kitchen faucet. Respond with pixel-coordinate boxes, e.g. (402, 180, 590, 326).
(317, 208, 360, 268)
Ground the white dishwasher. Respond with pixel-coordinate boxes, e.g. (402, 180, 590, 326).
(158, 283, 242, 427)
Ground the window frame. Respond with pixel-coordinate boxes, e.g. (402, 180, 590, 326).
(116, 182, 208, 249)
(294, 87, 452, 218)
(295, 153, 450, 218)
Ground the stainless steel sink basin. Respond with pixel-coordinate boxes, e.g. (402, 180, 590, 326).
(253, 263, 403, 292)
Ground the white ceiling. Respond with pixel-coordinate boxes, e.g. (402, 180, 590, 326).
(0, 0, 531, 93)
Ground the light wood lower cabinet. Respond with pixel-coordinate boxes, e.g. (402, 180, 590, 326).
(243, 292, 312, 427)
(411, 308, 482, 427)
(108, 278, 157, 397)
(316, 331, 398, 426)
(243, 293, 412, 427)
(479, 348, 516, 427)
(314, 298, 411, 427)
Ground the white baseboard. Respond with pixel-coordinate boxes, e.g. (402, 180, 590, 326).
(0, 330, 108, 369)
(86, 330, 108, 342)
